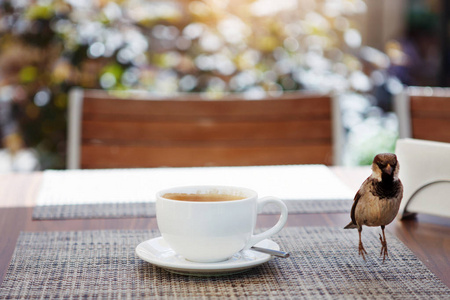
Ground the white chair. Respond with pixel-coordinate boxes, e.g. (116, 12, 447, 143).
(395, 138, 450, 219)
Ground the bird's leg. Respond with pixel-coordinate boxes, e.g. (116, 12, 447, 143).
(379, 225, 388, 262)
(358, 227, 367, 260)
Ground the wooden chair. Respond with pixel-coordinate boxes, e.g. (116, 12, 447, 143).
(395, 86, 450, 142)
(67, 89, 341, 169)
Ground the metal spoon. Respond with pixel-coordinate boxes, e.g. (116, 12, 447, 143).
(250, 246, 290, 258)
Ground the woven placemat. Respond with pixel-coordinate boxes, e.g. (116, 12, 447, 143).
(32, 200, 353, 220)
(1, 227, 448, 299)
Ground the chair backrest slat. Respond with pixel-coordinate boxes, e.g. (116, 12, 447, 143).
(80, 143, 332, 168)
(82, 119, 332, 143)
(82, 95, 331, 120)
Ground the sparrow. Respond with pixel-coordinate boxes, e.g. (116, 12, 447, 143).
(344, 153, 403, 261)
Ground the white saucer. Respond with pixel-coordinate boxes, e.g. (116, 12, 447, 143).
(135, 237, 279, 276)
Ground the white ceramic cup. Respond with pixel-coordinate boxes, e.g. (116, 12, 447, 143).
(156, 185, 288, 263)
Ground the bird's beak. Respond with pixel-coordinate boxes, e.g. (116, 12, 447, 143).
(384, 164, 393, 175)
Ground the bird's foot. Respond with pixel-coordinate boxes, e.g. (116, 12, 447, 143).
(379, 234, 388, 262)
(358, 241, 367, 260)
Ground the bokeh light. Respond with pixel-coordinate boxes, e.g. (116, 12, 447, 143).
(0, 0, 438, 169)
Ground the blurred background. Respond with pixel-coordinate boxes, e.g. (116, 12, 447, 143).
(0, 0, 444, 171)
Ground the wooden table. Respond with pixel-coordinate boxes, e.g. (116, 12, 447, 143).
(0, 167, 449, 288)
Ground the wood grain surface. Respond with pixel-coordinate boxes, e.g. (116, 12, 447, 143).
(410, 94, 450, 143)
(78, 91, 334, 168)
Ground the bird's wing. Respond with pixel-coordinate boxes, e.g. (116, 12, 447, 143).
(350, 179, 367, 226)
(350, 191, 360, 225)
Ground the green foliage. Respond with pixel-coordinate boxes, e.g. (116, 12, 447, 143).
(355, 132, 398, 166)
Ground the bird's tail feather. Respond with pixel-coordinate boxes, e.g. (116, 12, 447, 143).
(344, 222, 357, 229)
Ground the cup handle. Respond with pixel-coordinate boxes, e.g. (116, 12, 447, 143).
(243, 196, 288, 250)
